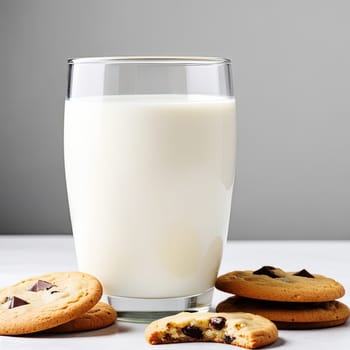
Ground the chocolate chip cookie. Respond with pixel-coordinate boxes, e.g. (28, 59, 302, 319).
(0, 272, 103, 335)
(145, 311, 278, 349)
(217, 296, 350, 329)
(46, 301, 117, 333)
(215, 266, 345, 302)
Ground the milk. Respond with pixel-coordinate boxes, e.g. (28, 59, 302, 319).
(64, 94, 236, 298)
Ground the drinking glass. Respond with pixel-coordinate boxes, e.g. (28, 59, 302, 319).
(64, 57, 236, 322)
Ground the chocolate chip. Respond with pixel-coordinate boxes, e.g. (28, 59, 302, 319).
(163, 333, 173, 342)
(8, 296, 29, 309)
(182, 325, 203, 339)
(253, 266, 279, 278)
(29, 280, 55, 292)
(224, 335, 235, 344)
(293, 269, 314, 278)
(210, 316, 226, 330)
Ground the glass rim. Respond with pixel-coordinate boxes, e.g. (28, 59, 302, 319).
(67, 56, 231, 65)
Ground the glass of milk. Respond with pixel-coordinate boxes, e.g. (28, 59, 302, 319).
(64, 57, 236, 322)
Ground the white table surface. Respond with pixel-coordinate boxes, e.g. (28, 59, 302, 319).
(0, 235, 349, 349)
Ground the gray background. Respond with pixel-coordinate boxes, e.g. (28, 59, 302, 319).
(1, 0, 349, 239)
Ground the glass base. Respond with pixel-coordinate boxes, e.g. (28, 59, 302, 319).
(107, 288, 213, 323)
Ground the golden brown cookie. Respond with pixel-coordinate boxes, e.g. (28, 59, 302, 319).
(273, 319, 350, 329)
(215, 266, 345, 302)
(145, 311, 278, 349)
(0, 272, 103, 335)
(46, 302, 117, 333)
(216, 296, 350, 329)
